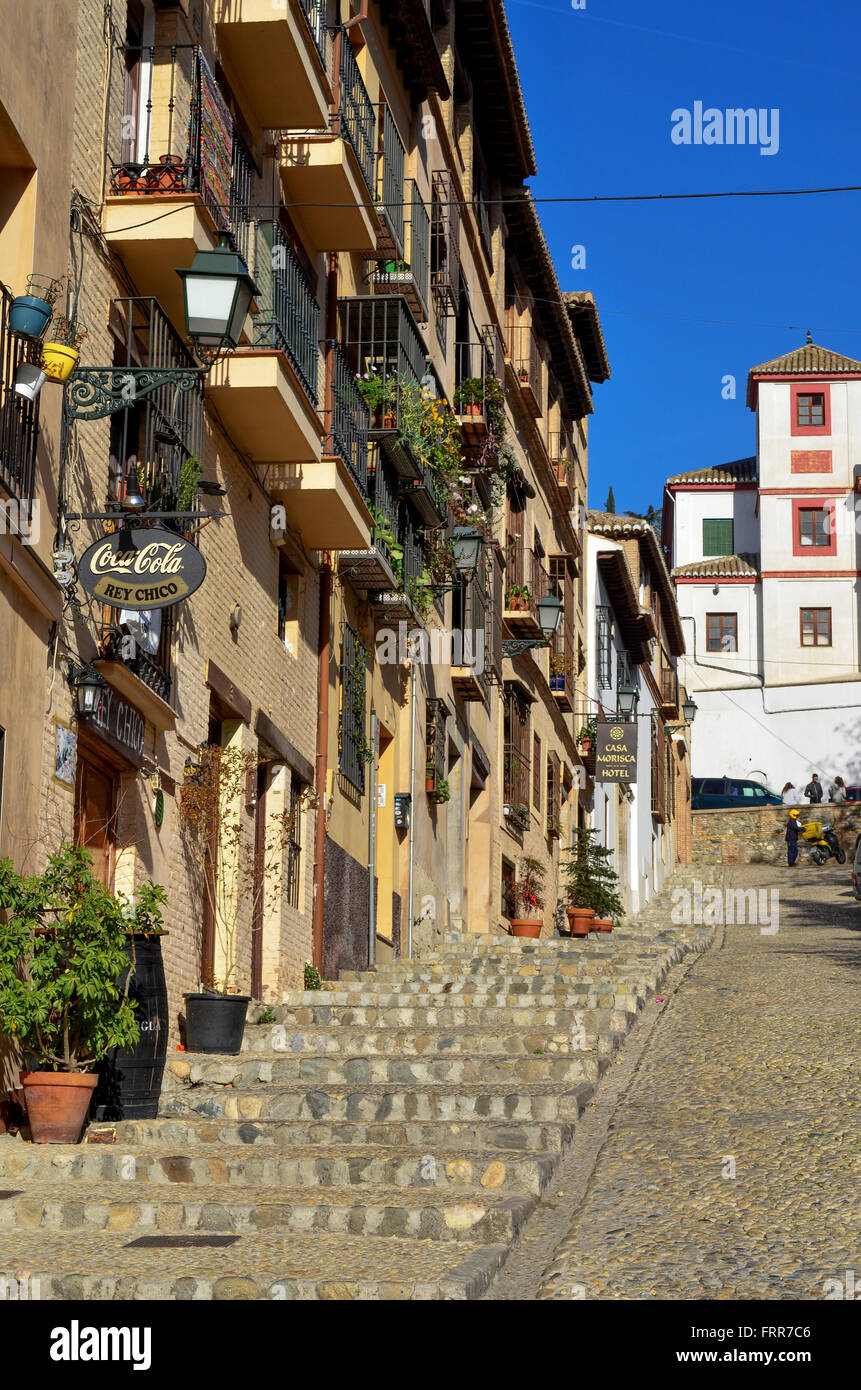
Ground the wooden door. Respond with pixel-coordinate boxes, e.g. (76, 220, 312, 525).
(74, 755, 117, 888)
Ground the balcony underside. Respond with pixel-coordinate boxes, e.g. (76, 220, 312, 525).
(552, 685, 574, 713)
(456, 411, 489, 447)
(370, 592, 419, 625)
(267, 455, 372, 550)
(337, 543, 397, 592)
(281, 137, 377, 253)
(503, 606, 543, 639)
(399, 477, 446, 528)
(93, 659, 176, 732)
(373, 270, 427, 325)
(451, 667, 485, 702)
(103, 195, 219, 341)
(206, 351, 323, 465)
(215, 0, 331, 131)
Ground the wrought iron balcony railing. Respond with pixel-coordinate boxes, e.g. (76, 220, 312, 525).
(252, 219, 321, 406)
(100, 621, 172, 705)
(505, 321, 544, 415)
(0, 281, 39, 505)
(298, 0, 328, 65)
(431, 170, 460, 316)
(328, 338, 369, 494)
(335, 29, 376, 196)
(338, 295, 428, 441)
(376, 103, 406, 254)
(111, 44, 253, 256)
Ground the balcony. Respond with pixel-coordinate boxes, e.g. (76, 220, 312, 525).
(374, 104, 406, 258)
(338, 451, 399, 591)
(205, 219, 323, 465)
(503, 744, 530, 833)
(503, 546, 550, 640)
(214, 0, 331, 130)
(95, 622, 176, 732)
(451, 574, 488, 702)
(660, 666, 680, 717)
(431, 170, 460, 317)
(280, 28, 377, 254)
(454, 326, 505, 450)
(104, 45, 255, 335)
(372, 181, 430, 324)
(338, 295, 428, 481)
(548, 431, 577, 508)
(0, 281, 39, 505)
(505, 322, 544, 417)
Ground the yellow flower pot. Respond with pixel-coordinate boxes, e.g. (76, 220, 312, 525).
(41, 343, 79, 383)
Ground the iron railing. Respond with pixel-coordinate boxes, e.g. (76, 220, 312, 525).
(252, 220, 320, 405)
(100, 622, 172, 704)
(370, 454, 402, 572)
(328, 338, 369, 493)
(402, 507, 424, 585)
(406, 180, 430, 315)
(431, 170, 460, 315)
(425, 698, 448, 790)
(452, 573, 488, 683)
(339, 623, 368, 793)
(0, 282, 40, 505)
(337, 30, 376, 195)
(339, 295, 428, 435)
(298, 0, 328, 65)
(109, 297, 203, 522)
(377, 103, 406, 253)
(596, 606, 612, 688)
(505, 539, 549, 607)
(112, 45, 253, 254)
(506, 321, 544, 413)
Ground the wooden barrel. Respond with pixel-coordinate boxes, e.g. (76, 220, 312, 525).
(92, 935, 169, 1121)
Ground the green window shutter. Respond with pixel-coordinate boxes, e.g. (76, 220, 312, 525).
(702, 518, 734, 556)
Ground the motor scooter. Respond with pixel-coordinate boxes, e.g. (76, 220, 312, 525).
(800, 819, 846, 865)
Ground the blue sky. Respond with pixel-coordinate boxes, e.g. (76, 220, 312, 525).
(505, 0, 861, 514)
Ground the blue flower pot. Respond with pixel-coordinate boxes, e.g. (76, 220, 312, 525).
(9, 295, 52, 339)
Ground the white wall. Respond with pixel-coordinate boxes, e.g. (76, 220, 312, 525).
(673, 488, 759, 568)
(677, 580, 761, 691)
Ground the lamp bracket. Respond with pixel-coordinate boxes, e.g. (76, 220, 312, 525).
(64, 366, 205, 424)
(63, 509, 224, 524)
(501, 638, 550, 658)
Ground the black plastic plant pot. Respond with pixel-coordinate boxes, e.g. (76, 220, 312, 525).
(183, 993, 250, 1055)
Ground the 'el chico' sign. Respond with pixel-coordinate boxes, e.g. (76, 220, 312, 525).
(77, 527, 207, 611)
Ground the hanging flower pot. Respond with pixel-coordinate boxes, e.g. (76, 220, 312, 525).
(41, 343, 79, 382)
(9, 295, 52, 339)
(13, 361, 47, 400)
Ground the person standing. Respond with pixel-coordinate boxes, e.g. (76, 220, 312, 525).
(804, 774, 824, 804)
(782, 782, 800, 805)
(786, 807, 801, 866)
(829, 776, 847, 803)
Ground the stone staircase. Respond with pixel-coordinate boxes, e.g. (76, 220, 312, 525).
(0, 870, 713, 1300)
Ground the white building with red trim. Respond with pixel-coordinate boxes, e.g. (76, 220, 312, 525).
(663, 341, 861, 794)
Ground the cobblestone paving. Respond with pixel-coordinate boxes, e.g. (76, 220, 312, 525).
(537, 863, 861, 1300)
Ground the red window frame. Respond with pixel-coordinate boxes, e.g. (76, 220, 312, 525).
(792, 497, 837, 557)
(790, 383, 830, 436)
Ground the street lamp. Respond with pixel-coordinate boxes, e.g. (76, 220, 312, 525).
(682, 695, 698, 725)
(71, 664, 106, 717)
(451, 526, 483, 580)
(536, 593, 563, 638)
(617, 680, 639, 719)
(176, 231, 258, 352)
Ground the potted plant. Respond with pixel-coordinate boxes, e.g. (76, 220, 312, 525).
(434, 778, 451, 804)
(577, 722, 597, 755)
(549, 652, 565, 692)
(147, 153, 185, 191)
(41, 314, 88, 383)
(509, 857, 546, 937)
(178, 745, 308, 1053)
(506, 583, 531, 612)
(425, 761, 436, 794)
(113, 162, 146, 193)
(356, 368, 398, 429)
(0, 845, 164, 1144)
(9, 273, 66, 340)
(561, 827, 625, 938)
(453, 377, 484, 418)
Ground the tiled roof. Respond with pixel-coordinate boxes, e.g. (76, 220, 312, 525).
(666, 457, 757, 486)
(562, 292, 611, 383)
(749, 343, 861, 377)
(586, 509, 652, 535)
(746, 342, 861, 407)
(587, 510, 685, 655)
(672, 553, 759, 579)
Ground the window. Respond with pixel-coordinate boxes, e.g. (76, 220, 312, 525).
(533, 734, 541, 808)
(426, 698, 448, 794)
(797, 393, 825, 428)
(285, 775, 303, 909)
(798, 507, 831, 548)
(501, 858, 516, 918)
(706, 613, 738, 652)
(791, 383, 830, 436)
(546, 752, 560, 838)
(800, 608, 832, 647)
(503, 689, 530, 831)
(338, 624, 368, 793)
(702, 518, 734, 557)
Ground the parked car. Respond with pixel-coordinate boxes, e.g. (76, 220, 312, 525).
(842, 786, 861, 801)
(691, 777, 784, 810)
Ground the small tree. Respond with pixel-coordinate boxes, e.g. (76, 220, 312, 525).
(178, 745, 314, 993)
(605, 485, 616, 513)
(0, 845, 165, 1073)
(561, 827, 625, 919)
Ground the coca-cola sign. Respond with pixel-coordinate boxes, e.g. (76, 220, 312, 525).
(77, 527, 207, 610)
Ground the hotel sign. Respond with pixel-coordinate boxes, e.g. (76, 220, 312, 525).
(595, 721, 638, 783)
(77, 527, 206, 610)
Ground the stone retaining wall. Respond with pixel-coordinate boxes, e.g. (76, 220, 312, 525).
(692, 803, 861, 865)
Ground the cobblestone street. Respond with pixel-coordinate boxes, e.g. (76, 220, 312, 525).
(534, 862, 861, 1300)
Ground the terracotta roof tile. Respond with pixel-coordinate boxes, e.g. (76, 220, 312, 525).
(666, 457, 757, 486)
(672, 553, 759, 579)
(746, 342, 861, 407)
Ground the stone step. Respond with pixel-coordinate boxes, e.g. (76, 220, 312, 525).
(0, 1139, 555, 1195)
(93, 1116, 578, 1153)
(160, 1051, 604, 1092)
(0, 1180, 537, 1245)
(263, 1001, 643, 1029)
(156, 1079, 598, 1124)
(278, 986, 649, 1010)
(0, 1229, 510, 1300)
(240, 1012, 634, 1056)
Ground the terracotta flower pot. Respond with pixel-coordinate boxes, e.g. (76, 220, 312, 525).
(382, 412, 396, 429)
(566, 907, 596, 937)
(19, 1071, 99, 1144)
(146, 154, 185, 191)
(578, 738, 593, 755)
(511, 919, 542, 938)
(593, 918, 614, 933)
